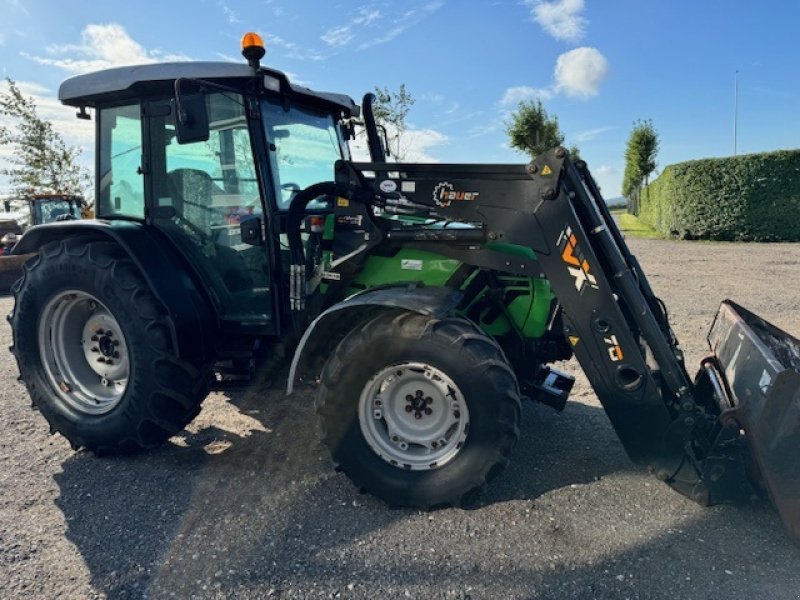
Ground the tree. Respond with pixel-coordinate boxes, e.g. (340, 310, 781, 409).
(622, 119, 659, 213)
(506, 99, 580, 161)
(372, 84, 415, 161)
(0, 78, 90, 199)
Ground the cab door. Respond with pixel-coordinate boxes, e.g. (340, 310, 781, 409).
(144, 93, 275, 330)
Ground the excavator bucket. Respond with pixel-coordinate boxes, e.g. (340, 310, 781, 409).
(708, 300, 800, 543)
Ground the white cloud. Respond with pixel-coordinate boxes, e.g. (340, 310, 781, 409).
(499, 47, 608, 106)
(526, 0, 587, 42)
(591, 164, 621, 197)
(320, 7, 382, 48)
(24, 23, 190, 75)
(319, 2, 442, 52)
(264, 33, 324, 61)
(400, 127, 448, 162)
(466, 123, 499, 139)
(349, 122, 447, 163)
(219, 1, 241, 24)
(357, 1, 444, 50)
(8, 0, 29, 16)
(554, 47, 609, 98)
(321, 26, 355, 47)
(573, 125, 614, 142)
(354, 8, 382, 26)
(500, 85, 553, 106)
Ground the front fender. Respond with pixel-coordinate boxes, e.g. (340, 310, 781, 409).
(13, 220, 216, 365)
(286, 285, 462, 394)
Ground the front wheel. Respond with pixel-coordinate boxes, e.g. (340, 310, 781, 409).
(9, 239, 209, 454)
(316, 311, 521, 508)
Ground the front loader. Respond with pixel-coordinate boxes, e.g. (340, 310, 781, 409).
(8, 33, 800, 543)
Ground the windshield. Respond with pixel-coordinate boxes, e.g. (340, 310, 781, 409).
(262, 100, 345, 209)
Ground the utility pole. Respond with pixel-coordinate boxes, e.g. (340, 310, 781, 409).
(733, 70, 739, 156)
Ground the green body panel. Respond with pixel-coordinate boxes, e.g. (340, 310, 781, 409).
(484, 241, 537, 260)
(350, 248, 554, 340)
(352, 249, 462, 288)
(459, 274, 553, 338)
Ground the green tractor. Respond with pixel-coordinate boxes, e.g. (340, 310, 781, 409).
(9, 34, 800, 540)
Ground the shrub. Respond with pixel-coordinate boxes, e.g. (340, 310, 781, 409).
(639, 149, 800, 241)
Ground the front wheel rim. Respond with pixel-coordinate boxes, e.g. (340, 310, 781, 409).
(38, 291, 129, 415)
(358, 362, 470, 470)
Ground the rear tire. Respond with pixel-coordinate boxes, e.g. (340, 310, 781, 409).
(9, 239, 209, 454)
(316, 311, 521, 508)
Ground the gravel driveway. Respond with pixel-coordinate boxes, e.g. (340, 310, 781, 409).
(1, 238, 800, 599)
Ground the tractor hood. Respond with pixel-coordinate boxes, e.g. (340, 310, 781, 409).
(58, 61, 359, 117)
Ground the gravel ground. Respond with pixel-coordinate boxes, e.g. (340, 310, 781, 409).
(1, 238, 800, 600)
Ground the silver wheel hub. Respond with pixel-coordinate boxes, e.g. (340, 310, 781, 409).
(358, 362, 469, 470)
(38, 291, 129, 415)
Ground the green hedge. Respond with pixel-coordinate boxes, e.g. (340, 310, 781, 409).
(639, 149, 800, 241)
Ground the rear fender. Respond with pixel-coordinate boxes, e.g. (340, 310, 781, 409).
(13, 221, 216, 365)
(286, 285, 462, 394)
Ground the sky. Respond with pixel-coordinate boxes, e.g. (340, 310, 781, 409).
(1, 0, 799, 198)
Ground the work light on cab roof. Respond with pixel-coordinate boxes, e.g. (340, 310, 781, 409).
(241, 32, 266, 69)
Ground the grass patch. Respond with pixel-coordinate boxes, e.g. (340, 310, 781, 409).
(611, 208, 663, 239)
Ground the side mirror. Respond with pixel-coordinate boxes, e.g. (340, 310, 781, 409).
(172, 93, 210, 144)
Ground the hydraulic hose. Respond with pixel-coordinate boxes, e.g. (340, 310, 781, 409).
(286, 181, 336, 269)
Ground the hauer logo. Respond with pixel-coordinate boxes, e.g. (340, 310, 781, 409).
(433, 181, 480, 208)
(557, 225, 599, 293)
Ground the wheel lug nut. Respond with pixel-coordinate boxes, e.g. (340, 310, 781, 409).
(91, 347, 99, 353)
(406, 395, 413, 402)
(431, 441, 438, 448)
(405, 405, 412, 412)
(97, 357, 106, 363)
(424, 408, 432, 415)
(414, 412, 422, 420)
(416, 390, 423, 397)
(425, 397, 433, 404)
(90, 336, 99, 342)
(113, 340, 120, 346)
(113, 352, 120, 359)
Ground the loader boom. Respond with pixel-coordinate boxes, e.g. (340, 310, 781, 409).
(328, 149, 760, 508)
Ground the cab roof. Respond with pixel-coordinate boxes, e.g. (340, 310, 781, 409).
(58, 62, 359, 116)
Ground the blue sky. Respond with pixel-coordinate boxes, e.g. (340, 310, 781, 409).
(1, 0, 799, 197)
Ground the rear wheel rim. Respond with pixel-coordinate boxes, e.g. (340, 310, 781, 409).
(358, 362, 469, 470)
(38, 290, 129, 415)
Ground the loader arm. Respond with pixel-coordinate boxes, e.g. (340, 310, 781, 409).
(325, 149, 783, 515)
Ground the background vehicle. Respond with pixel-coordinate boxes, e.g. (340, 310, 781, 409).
(8, 34, 800, 543)
(26, 194, 93, 225)
(0, 218, 23, 256)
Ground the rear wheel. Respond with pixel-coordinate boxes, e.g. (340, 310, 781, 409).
(9, 239, 209, 454)
(316, 311, 521, 508)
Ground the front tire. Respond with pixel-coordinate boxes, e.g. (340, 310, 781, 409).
(316, 311, 521, 508)
(9, 239, 209, 454)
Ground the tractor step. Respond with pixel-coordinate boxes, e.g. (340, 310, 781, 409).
(523, 366, 575, 411)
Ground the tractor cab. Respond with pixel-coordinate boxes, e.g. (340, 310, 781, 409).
(57, 39, 359, 330)
(27, 194, 91, 225)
